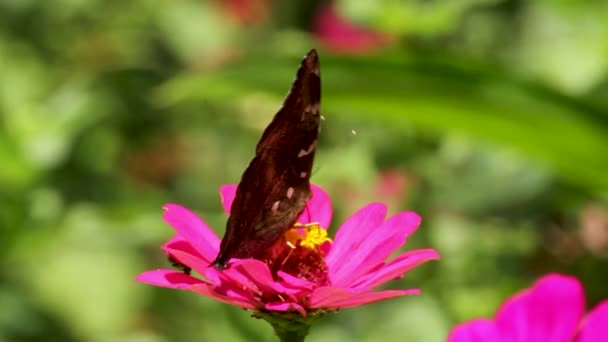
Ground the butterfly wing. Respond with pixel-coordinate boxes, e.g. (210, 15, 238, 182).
(212, 49, 321, 269)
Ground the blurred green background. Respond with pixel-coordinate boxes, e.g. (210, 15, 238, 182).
(1, 0, 608, 341)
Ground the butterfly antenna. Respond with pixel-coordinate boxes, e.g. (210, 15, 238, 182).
(303, 203, 313, 222)
(280, 248, 295, 269)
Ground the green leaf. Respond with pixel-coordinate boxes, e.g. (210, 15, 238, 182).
(158, 52, 608, 191)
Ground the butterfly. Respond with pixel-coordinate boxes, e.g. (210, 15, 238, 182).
(211, 49, 322, 270)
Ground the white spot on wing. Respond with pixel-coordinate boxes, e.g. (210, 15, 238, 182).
(300, 172, 307, 178)
(272, 200, 280, 212)
(305, 103, 319, 114)
(302, 103, 320, 121)
(287, 187, 294, 199)
(298, 140, 317, 158)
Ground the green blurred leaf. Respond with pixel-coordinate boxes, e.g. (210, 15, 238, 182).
(159, 52, 608, 191)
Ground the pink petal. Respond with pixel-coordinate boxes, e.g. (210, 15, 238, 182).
(310, 286, 419, 309)
(309, 286, 357, 308)
(135, 269, 205, 289)
(219, 184, 238, 215)
(228, 259, 276, 293)
(329, 211, 421, 287)
(208, 276, 262, 302)
(164, 246, 212, 277)
(202, 260, 265, 295)
(277, 271, 315, 291)
(296, 184, 333, 228)
(190, 283, 258, 310)
(350, 249, 440, 289)
(313, 3, 393, 55)
(265, 302, 307, 317)
(325, 203, 388, 273)
(162, 204, 220, 262)
(162, 235, 203, 268)
(495, 274, 584, 342)
(163, 235, 205, 260)
(230, 259, 299, 297)
(577, 301, 608, 342)
(198, 272, 264, 307)
(164, 234, 184, 246)
(137, 270, 260, 310)
(199, 259, 299, 299)
(327, 289, 420, 309)
(447, 319, 502, 342)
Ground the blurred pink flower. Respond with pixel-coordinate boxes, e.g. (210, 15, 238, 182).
(375, 169, 409, 201)
(448, 274, 608, 342)
(313, 4, 394, 54)
(136, 184, 439, 316)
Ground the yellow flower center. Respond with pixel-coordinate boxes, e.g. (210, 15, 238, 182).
(284, 222, 332, 250)
(259, 222, 332, 287)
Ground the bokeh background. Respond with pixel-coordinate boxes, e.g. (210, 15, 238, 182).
(2, 0, 608, 341)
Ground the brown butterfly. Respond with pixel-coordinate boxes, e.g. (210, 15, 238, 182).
(211, 49, 322, 270)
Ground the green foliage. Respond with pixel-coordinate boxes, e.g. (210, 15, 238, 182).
(1, 1, 607, 341)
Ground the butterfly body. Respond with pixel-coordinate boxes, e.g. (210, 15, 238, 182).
(212, 49, 321, 270)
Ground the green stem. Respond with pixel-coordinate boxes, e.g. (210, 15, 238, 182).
(272, 320, 310, 342)
(255, 311, 314, 342)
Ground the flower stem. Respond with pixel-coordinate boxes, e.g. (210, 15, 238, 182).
(255, 311, 313, 342)
(272, 321, 310, 342)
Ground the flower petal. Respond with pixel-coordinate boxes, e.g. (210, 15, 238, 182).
(309, 286, 356, 308)
(135, 270, 258, 310)
(329, 211, 421, 287)
(163, 204, 220, 262)
(447, 319, 502, 342)
(219, 184, 238, 215)
(577, 301, 608, 342)
(313, 3, 393, 54)
(190, 283, 258, 310)
(265, 302, 307, 317)
(309, 286, 419, 309)
(135, 269, 205, 289)
(350, 249, 440, 289)
(164, 234, 185, 246)
(164, 246, 212, 277)
(328, 289, 420, 309)
(230, 259, 298, 296)
(277, 271, 315, 291)
(199, 259, 298, 299)
(296, 184, 333, 228)
(163, 235, 205, 259)
(325, 203, 388, 273)
(495, 273, 584, 342)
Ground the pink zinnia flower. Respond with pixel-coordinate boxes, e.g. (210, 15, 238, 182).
(313, 4, 394, 55)
(136, 184, 439, 317)
(448, 273, 608, 342)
